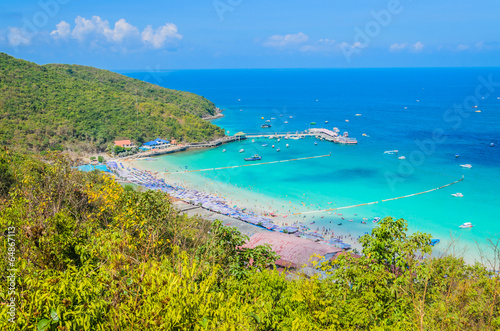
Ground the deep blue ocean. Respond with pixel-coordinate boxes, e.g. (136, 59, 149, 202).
(122, 68, 500, 262)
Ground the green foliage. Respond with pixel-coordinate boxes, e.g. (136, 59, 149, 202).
(97, 156, 104, 163)
(0, 53, 225, 153)
(0, 151, 499, 330)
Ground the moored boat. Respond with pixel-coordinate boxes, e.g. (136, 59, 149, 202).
(459, 222, 473, 229)
(239, 149, 245, 153)
(372, 217, 381, 223)
(244, 154, 262, 161)
(451, 193, 464, 197)
(460, 164, 472, 168)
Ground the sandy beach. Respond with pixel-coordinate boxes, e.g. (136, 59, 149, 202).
(118, 156, 365, 253)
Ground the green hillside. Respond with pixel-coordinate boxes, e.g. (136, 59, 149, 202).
(0, 53, 225, 153)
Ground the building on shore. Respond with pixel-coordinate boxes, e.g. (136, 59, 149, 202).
(114, 140, 135, 148)
(141, 138, 171, 150)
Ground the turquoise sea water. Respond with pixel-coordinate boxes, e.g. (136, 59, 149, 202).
(122, 68, 500, 262)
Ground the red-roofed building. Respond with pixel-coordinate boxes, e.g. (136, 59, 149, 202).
(243, 232, 342, 269)
(114, 140, 134, 148)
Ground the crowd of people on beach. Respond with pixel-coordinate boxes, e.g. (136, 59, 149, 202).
(106, 161, 355, 250)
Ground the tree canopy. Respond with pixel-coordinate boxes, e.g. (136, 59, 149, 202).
(0, 53, 225, 153)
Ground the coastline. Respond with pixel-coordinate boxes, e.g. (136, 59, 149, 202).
(118, 156, 365, 253)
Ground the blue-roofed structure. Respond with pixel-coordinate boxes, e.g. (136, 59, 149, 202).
(142, 138, 170, 150)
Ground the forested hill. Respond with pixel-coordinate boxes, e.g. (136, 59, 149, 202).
(0, 53, 225, 153)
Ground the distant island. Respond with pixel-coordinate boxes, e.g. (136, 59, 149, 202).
(0, 53, 225, 154)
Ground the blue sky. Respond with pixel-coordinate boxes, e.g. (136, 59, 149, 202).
(1, 0, 499, 69)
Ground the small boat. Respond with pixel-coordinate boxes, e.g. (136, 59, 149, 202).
(361, 221, 367, 224)
(314, 142, 318, 145)
(430, 239, 440, 246)
(222, 149, 226, 152)
(459, 222, 473, 229)
(472, 105, 478, 108)
(338, 223, 342, 226)
(261, 124, 271, 128)
(239, 149, 245, 153)
(355, 114, 362, 116)
(372, 217, 381, 223)
(460, 164, 472, 168)
(266, 120, 271, 122)
(333, 127, 340, 133)
(245, 154, 262, 161)
(284, 121, 288, 124)
(289, 116, 293, 119)
(272, 145, 275, 148)
(362, 133, 369, 137)
(455, 154, 460, 158)
(345, 119, 349, 122)
(286, 144, 289, 148)
(398, 156, 406, 160)
(384, 150, 398, 154)
(271, 117, 276, 120)
(491, 143, 495, 147)
(310, 122, 316, 125)
(325, 121, 329, 124)
(280, 114, 283, 117)
(277, 139, 280, 142)
(252, 139, 255, 143)
(348, 219, 353, 222)
(262, 144, 268, 147)
(277, 148, 281, 152)
(451, 193, 464, 197)
(475, 110, 481, 113)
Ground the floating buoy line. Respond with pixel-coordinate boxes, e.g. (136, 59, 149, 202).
(293, 176, 464, 215)
(162, 153, 332, 175)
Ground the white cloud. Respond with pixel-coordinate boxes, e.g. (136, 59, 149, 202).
(50, 21, 71, 40)
(69, 16, 139, 43)
(7, 27, 31, 47)
(141, 23, 182, 49)
(456, 44, 469, 51)
(318, 38, 335, 45)
(389, 42, 408, 52)
(71, 16, 106, 41)
(411, 41, 424, 52)
(48, 16, 181, 50)
(263, 32, 309, 48)
(109, 19, 139, 42)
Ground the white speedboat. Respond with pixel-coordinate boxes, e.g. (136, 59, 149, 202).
(355, 114, 362, 116)
(398, 156, 406, 160)
(460, 164, 472, 168)
(277, 138, 280, 142)
(222, 149, 226, 153)
(362, 133, 370, 137)
(451, 193, 464, 197)
(384, 150, 398, 154)
(252, 139, 255, 143)
(286, 144, 289, 148)
(325, 120, 329, 124)
(239, 149, 245, 153)
(284, 121, 288, 124)
(277, 148, 281, 152)
(262, 144, 268, 147)
(459, 222, 473, 229)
